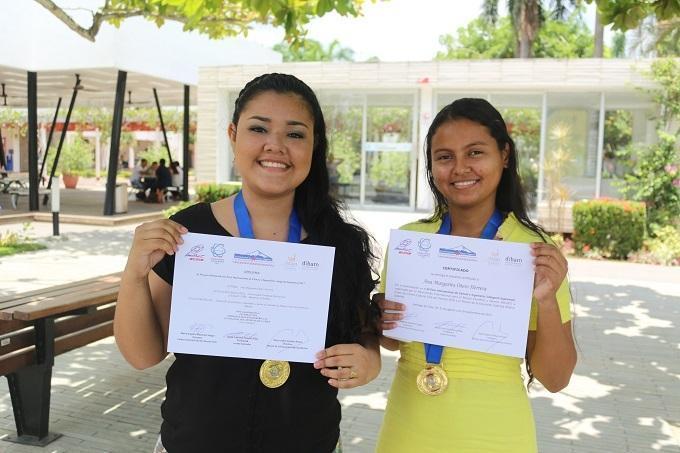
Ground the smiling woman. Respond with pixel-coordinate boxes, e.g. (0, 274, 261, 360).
(374, 98, 576, 453)
(228, 91, 315, 205)
(114, 73, 381, 452)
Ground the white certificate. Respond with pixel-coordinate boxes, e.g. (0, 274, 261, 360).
(168, 232, 335, 363)
(385, 229, 534, 358)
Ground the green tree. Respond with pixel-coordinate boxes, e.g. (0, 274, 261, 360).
(481, 0, 577, 58)
(274, 39, 355, 62)
(436, 17, 514, 59)
(611, 30, 627, 56)
(35, 0, 366, 44)
(614, 59, 680, 231)
(627, 16, 680, 57)
(437, 11, 594, 59)
(586, 0, 680, 30)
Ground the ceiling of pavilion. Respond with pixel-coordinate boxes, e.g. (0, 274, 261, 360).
(0, 65, 196, 109)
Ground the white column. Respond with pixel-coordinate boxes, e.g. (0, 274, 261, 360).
(128, 146, 135, 169)
(537, 93, 548, 203)
(95, 129, 101, 179)
(595, 92, 606, 198)
(359, 95, 368, 206)
(39, 126, 47, 161)
(216, 89, 231, 183)
(416, 84, 434, 211)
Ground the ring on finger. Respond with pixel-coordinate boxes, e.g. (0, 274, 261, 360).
(337, 366, 347, 381)
(349, 368, 358, 379)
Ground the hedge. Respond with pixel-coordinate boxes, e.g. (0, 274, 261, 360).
(195, 182, 243, 203)
(572, 199, 646, 259)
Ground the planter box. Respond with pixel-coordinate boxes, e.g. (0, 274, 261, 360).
(536, 200, 574, 233)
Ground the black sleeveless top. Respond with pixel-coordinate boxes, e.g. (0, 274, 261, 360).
(153, 203, 344, 452)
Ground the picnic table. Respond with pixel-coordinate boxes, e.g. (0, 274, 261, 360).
(0, 177, 27, 193)
(0, 273, 121, 446)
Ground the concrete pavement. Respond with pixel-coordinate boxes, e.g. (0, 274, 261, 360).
(0, 210, 678, 452)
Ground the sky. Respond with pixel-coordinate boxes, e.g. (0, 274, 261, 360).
(246, 0, 604, 62)
(51, 0, 605, 63)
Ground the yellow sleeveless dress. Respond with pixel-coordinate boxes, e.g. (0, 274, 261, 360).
(375, 215, 572, 453)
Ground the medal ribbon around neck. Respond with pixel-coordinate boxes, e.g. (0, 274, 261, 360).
(234, 190, 302, 388)
(424, 209, 504, 367)
(234, 190, 302, 243)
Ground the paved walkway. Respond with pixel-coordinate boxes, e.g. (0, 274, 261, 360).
(0, 210, 678, 452)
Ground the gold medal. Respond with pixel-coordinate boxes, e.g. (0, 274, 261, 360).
(416, 364, 448, 396)
(259, 360, 290, 388)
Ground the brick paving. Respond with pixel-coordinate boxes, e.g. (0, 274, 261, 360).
(0, 211, 678, 452)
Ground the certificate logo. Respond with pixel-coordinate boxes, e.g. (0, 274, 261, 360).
(394, 239, 413, 255)
(417, 238, 432, 257)
(438, 245, 477, 261)
(210, 243, 226, 263)
(185, 244, 205, 261)
(286, 254, 298, 268)
(488, 249, 501, 265)
(233, 250, 274, 266)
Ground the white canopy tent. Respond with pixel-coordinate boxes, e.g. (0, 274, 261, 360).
(0, 0, 280, 214)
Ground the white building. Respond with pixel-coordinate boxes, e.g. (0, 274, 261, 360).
(196, 59, 659, 224)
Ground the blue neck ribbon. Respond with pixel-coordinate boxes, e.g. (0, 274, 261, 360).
(424, 209, 504, 365)
(234, 191, 302, 243)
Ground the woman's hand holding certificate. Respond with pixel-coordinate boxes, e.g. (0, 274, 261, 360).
(383, 229, 535, 358)
(167, 232, 335, 364)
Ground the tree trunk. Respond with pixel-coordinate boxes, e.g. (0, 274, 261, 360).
(594, 11, 604, 57)
(519, 33, 532, 58)
(515, 0, 539, 58)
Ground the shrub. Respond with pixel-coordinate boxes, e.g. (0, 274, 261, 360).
(195, 182, 242, 203)
(45, 135, 94, 176)
(629, 225, 680, 266)
(163, 200, 195, 218)
(572, 199, 646, 259)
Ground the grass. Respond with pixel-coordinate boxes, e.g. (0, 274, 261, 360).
(0, 242, 47, 257)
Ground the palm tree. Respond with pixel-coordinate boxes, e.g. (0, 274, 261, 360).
(482, 0, 576, 58)
(593, 10, 604, 57)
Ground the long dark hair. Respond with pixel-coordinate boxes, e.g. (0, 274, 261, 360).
(424, 97, 547, 385)
(424, 97, 547, 241)
(231, 73, 378, 343)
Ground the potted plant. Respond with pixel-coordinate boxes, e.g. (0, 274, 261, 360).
(369, 152, 410, 203)
(56, 136, 94, 189)
(381, 122, 402, 143)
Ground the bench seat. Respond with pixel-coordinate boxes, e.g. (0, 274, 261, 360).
(0, 272, 121, 446)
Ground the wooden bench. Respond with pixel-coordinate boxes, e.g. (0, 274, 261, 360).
(0, 273, 120, 446)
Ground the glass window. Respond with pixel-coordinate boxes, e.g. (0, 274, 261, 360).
(364, 93, 415, 207)
(320, 92, 364, 203)
(544, 92, 602, 201)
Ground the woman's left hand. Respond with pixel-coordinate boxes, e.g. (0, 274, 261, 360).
(531, 242, 568, 303)
(314, 343, 379, 389)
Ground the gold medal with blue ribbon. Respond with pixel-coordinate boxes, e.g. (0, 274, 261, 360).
(234, 191, 302, 389)
(417, 210, 504, 396)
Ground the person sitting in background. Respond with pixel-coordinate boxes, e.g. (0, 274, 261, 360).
(140, 161, 159, 199)
(130, 158, 148, 190)
(169, 161, 184, 200)
(151, 159, 172, 203)
(170, 161, 183, 187)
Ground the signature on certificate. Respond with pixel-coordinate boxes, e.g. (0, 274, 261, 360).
(472, 321, 510, 351)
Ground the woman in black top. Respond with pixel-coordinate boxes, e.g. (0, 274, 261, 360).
(114, 73, 381, 452)
(152, 159, 173, 203)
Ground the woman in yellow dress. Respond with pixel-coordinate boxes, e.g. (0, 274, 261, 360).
(375, 98, 577, 453)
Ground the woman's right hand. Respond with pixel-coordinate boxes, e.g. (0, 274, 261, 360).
(373, 293, 406, 331)
(125, 219, 187, 280)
